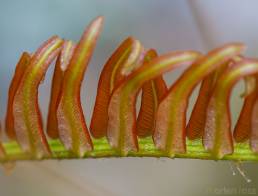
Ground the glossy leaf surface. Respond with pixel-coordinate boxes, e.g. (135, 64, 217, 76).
(6, 52, 31, 139)
(204, 59, 258, 159)
(154, 43, 245, 157)
(57, 16, 103, 156)
(107, 50, 201, 155)
(47, 40, 75, 139)
(13, 36, 63, 158)
(90, 37, 144, 138)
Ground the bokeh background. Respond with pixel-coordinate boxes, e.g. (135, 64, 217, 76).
(1, 0, 258, 195)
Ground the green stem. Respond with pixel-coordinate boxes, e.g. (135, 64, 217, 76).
(1, 138, 258, 162)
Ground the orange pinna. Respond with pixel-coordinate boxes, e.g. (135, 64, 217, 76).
(186, 61, 229, 140)
(47, 40, 75, 139)
(13, 36, 63, 158)
(136, 49, 167, 137)
(4, 15, 258, 162)
(250, 92, 258, 152)
(0, 124, 6, 159)
(90, 37, 144, 138)
(107, 50, 201, 156)
(0, 143, 5, 159)
(233, 76, 258, 142)
(154, 43, 245, 157)
(6, 52, 31, 140)
(57, 16, 103, 157)
(204, 59, 258, 159)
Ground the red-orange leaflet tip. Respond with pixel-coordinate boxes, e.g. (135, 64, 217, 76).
(204, 59, 258, 159)
(13, 36, 63, 158)
(0, 123, 6, 159)
(6, 52, 31, 140)
(136, 49, 167, 137)
(234, 75, 258, 142)
(47, 40, 76, 139)
(57, 16, 103, 157)
(107, 50, 200, 156)
(90, 37, 144, 138)
(186, 61, 229, 140)
(154, 43, 244, 157)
